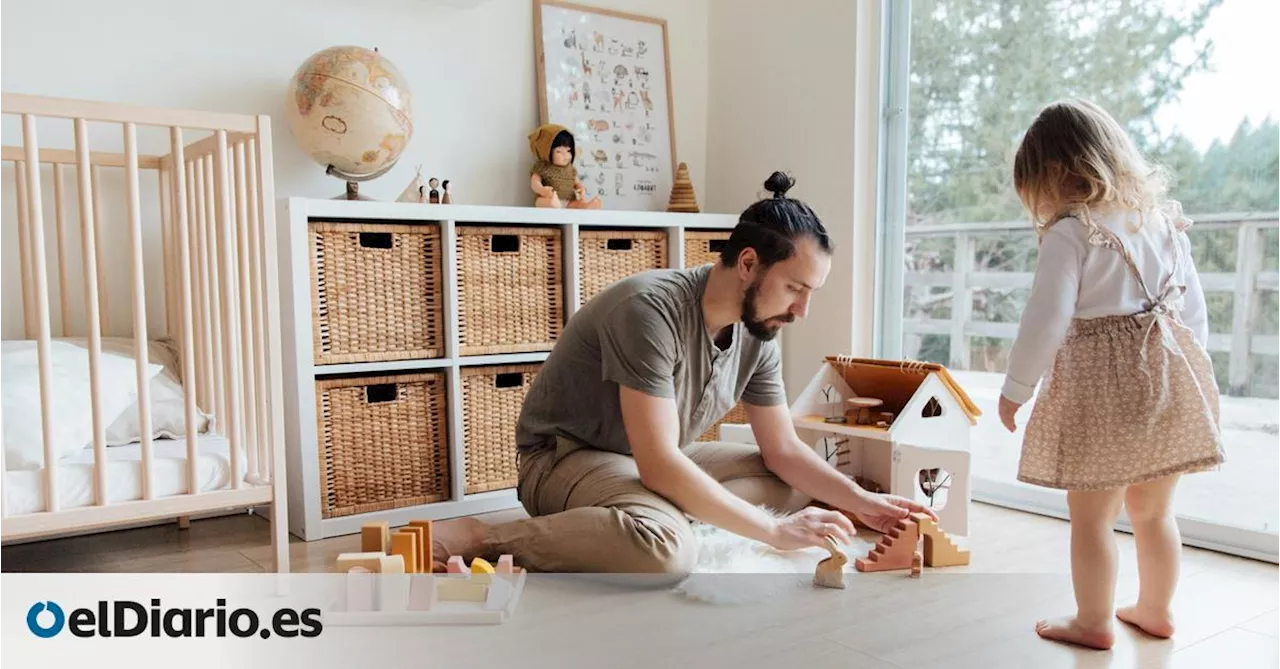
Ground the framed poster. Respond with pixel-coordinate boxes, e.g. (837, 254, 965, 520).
(534, 0, 677, 211)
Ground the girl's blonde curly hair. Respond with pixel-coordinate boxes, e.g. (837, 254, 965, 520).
(1013, 98, 1179, 235)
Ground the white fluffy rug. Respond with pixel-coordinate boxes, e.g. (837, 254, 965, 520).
(673, 510, 876, 605)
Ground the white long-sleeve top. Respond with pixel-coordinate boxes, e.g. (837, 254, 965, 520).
(1001, 206, 1209, 404)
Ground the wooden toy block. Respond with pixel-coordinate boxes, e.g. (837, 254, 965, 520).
(910, 512, 971, 567)
(437, 578, 488, 602)
(910, 550, 923, 578)
(361, 521, 390, 553)
(813, 536, 848, 589)
(408, 574, 437, 611)
(379, 553, 406, 574)
(496, 555, 514, 574)
(390, 532, 418, 574)
(345, 566, 376, 612)
(446, 556, 467, 574)
(379, 573, 411, 611)
(409, 520, 433, 567)
(471, 557, 495, 574)
(855, 518, 919, 573)
(334, 552, 387, 574)
(399, 526, 428, 573)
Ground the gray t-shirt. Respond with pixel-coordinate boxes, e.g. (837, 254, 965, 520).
(515, 264, 787, 454)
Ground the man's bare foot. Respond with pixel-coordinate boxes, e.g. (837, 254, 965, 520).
(1034, 616, 1116, 650)
(1116, 605, 1175, 638)
(430, 517, 489, 571)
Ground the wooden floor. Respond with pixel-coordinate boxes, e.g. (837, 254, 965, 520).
(4, 502, 1277, 668)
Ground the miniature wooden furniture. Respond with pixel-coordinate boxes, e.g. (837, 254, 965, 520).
(910, 550, 923, 578)
(845, 397, 884, 425)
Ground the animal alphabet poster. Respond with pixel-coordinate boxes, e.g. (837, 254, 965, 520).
(535, 0, 676, 212)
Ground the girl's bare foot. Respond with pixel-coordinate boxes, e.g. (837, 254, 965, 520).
(430, 517, 489, 571)
(1035, 616, 1116, 650)
(1116, 605, 1175, 638)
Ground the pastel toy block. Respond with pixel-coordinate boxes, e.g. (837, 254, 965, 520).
(496, 555, 514, 574)
(399, 526, 428, 573)
(390, 532, 419, 574)
(437, 578, 488, 603)
(379, 553, 406, 574)
(379, 573, 411, 611)
(471, 557, 495, 574)
(345, 566, 376, 612)
(334, 552, 387, 574)
(408, 574, 437, 611)
(446, 556, 467, 574)
(911, 512, 971, 567)
(855, 518, 919, 573)
(361, 521, 390, 553)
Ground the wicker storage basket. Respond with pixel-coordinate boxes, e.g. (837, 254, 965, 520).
(697, 401, 750, 442)
(456, 226, 564, 356)
(460, 363, 541, 494)
(683, 229, 731, 268)
(310, 222, 445, 365)
(315, 372, 450, 518)
(578, 228, 668, 305)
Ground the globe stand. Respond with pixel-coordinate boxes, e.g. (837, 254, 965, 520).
(326, 162, 397, 201)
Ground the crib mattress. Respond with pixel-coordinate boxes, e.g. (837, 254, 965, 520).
(4, 435, 239, 516)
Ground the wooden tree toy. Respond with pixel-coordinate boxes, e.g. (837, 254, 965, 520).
(666, 162, 700, 213)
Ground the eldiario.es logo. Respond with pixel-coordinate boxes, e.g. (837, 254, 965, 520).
(27, 599, 322, 639)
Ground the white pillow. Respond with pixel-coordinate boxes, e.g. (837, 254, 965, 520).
(2, 340, 164, 470)
(94, 338, 212, 445)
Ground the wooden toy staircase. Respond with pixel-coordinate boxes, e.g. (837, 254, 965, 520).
(854, 513, 971, 573)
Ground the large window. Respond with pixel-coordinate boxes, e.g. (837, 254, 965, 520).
(878, 0, 1278, 559)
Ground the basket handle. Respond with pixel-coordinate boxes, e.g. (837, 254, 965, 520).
(359, 232, 394, 249)
(707, 239, 727, 253)
(365, 383, 399, 404)
(490, 234, 520, 253)
(606, 238, 634, 251)
(494, 372, 525, 389)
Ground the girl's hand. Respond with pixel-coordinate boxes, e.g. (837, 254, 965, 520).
(999, 395, 1022, 432)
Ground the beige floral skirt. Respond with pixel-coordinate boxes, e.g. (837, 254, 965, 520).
(1018, 312, 1226, 491)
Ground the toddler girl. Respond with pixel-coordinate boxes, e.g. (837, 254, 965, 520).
(999, 99, 1225, 650)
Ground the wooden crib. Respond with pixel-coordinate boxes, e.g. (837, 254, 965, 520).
(0, 93, 289, 572)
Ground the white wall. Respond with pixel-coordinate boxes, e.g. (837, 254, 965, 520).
(705, 0, 877, 399)
(1, 0, 710, 339)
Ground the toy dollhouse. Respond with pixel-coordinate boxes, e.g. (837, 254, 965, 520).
(789, 356, 981, 537)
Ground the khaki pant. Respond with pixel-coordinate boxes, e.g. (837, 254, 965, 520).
(485, 439, 811, 575)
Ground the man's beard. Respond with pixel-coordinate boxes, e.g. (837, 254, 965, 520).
(742, 278, 795, 341)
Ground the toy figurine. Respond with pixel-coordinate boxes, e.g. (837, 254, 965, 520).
(528, 123, 602, 209)
(441, 180, 452, 204)
(428, 177, 441, 204)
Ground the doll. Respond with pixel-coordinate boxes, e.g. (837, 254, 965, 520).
(528, 123, 602, 209)
(428, 177, 441, 204)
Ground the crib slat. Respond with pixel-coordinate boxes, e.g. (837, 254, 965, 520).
(170, 128, 201, 495)
(124, 122, 155, 501)
(203, 155, 226, 437)
(14, 160, 35, 340)
(233, 141, 260, 482)
(214, 131, 243, 489)
(246, 138, 269, 482)
(90, 165, 110, 335)
(256, 114, 289, 572)
(159, 167, 174, 338)
(53, 164, 71, 336)
(186, 162, 205, 411)
(75, 119, 110, 506)
(22, 115, 59, 513)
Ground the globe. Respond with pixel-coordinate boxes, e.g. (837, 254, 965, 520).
(285, 46, 413, 198)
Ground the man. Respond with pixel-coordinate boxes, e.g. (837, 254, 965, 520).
(433, 173, 934, 574)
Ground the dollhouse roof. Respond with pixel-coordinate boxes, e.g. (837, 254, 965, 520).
(824, 356, 982, 425)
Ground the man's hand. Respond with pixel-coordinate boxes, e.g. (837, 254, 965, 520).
(767, 507, 857, 551)
(847, 491, 938, 534)
(999, 395, 1022, 433)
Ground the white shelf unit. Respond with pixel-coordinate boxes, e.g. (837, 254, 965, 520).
(278, 197, 739, 540)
